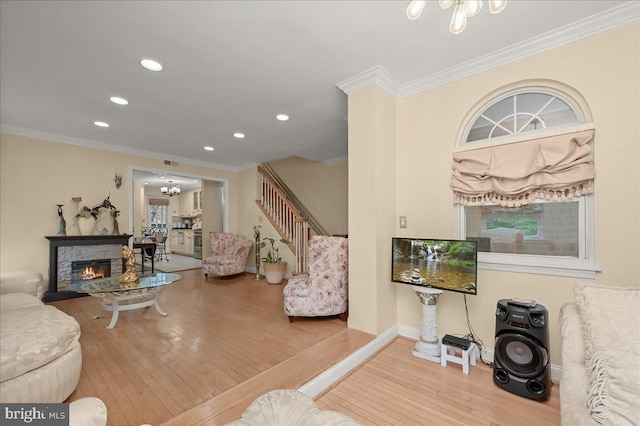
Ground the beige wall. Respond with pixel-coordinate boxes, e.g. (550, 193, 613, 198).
(267, 156, 348, 236)
(348, 85, 398, 335)
(0, 133, 236, 279)
(348, 23, 640, 365)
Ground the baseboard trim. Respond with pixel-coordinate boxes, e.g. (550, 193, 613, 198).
(398, 323, 562, 382)
(298, 325, 399, 398)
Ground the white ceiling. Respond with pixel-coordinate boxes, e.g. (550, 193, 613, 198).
(1, 1, 635, 170)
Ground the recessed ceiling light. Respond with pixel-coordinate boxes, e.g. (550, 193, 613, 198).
(193, 180, 198, 183)
(204, 146, 214, 151)
(144, 182, 149, 185)
(160, 176, 166, 179)
(276, 114, 289, 121)
(233, 133, 245, 139)
(94, 121, 110, 128)
(110, 96, 128, 106)
(140, 59, 163, 72)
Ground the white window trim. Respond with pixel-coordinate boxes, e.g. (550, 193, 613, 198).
(454, 195, 600, 279)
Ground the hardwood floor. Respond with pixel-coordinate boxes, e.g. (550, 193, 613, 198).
(52, 270, 358, 425)
(52, 270, 561, 425)
(316, 337, 561, 425)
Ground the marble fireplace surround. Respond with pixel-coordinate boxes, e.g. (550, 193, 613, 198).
(45, 234, 131, 302)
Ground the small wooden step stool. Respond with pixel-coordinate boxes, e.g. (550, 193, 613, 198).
(440, 341, 478, 374)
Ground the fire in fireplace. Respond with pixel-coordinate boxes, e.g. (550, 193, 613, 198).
(71, 259, 111, 283)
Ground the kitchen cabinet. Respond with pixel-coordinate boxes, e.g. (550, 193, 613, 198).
(174, 188, 201, 218)
(180, 193, 189, 217)
(193, 189, 202, 215)
(170, 231, 178, 253)
(171, 230, 194, 256)
(171, 196, 180, 217)
(184, 230, 194, 256)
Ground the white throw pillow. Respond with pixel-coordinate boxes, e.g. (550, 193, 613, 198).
(575, 282, 640, 425)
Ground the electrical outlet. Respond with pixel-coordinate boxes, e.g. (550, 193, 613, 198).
(399, 216, 407, 228)
(258, 215, 263, 223)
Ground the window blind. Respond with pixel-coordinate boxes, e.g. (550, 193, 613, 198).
(148, 197, 170, 206)
(451, 130, 594, 206)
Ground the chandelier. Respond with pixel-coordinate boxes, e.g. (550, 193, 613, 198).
(161, 180, 181, 196)
(406, 0, 508, 35)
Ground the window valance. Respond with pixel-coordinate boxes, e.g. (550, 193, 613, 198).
(148, 198, 170, 206)
(451, 130, 594, 206)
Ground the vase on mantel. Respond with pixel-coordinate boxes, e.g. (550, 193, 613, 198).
(78, 216, 96, 236)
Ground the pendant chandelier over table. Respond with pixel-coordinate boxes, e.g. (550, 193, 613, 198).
(406, 0, 508, 35)
(161, 180, 181, 196)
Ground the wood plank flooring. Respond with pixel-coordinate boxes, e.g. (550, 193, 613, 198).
(51, 270, 356, 425)
(316, 337, 561, 426)
(167, 328, 373, 425)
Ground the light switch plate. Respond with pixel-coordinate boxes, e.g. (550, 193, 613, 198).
(399, 216, 407, 228)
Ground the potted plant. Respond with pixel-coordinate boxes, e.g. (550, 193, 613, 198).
(260, 237, 289, 284)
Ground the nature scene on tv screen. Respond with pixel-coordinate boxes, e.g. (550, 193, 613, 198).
(392, 239, 477, 294)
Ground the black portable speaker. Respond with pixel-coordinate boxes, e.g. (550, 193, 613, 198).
(493, 299, 551, 401)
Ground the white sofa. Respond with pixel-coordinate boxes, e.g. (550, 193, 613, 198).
(0, 270, 45, 299)
(0, 271, 82, 403)
(559, 283, 640, 426)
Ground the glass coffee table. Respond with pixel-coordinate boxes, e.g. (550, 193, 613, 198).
(67, 272, 182, 329)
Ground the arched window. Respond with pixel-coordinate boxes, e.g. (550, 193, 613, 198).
(465, 91, 582, 142)
(453, 81, 599, 278)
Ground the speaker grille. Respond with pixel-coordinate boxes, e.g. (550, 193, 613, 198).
(495, 333, 548, 377)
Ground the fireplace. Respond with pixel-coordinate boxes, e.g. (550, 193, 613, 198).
(71, 259, 111, 283)
(45, 234, 132, 301)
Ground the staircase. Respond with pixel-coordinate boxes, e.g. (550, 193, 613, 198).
(256, 164, 328, 273)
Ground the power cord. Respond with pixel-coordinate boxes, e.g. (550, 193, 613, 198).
(463, 294, 494, 368)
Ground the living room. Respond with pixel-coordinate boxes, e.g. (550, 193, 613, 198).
(1, 1, 639, 425)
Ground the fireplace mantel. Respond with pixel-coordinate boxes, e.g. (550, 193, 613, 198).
(45, 234, 132, 301)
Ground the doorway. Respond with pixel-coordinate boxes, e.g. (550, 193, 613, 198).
(129, 167, 228, 260)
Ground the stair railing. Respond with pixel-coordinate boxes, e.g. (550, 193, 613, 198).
(256, 165, 309, 273)
(259, 163, 328, 237)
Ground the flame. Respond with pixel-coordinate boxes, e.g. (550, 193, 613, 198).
(81, 267, 105, 281)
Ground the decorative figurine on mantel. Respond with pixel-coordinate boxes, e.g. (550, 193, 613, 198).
(119, 245, 140, 287)
(56, 204, 66, 236)
(111, 210, 121, 235)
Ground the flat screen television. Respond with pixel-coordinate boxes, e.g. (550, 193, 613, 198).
(391, 238, 478, 295)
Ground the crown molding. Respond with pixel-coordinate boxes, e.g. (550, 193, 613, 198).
(0, 124, 243, 173)
(336, 65, 400, 98)
(337, 2, 640, 100)
(235, 161, 260, 171)
(400, 1, 639, 98)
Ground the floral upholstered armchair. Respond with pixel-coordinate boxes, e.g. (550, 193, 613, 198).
(283, 236, 348, 322)
(203, 233, 253, 279)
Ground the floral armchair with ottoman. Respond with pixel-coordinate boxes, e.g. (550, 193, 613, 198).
(559, 282, 639, 426)
(283, 236, 348, 323)
(203, 233, 253, 279)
